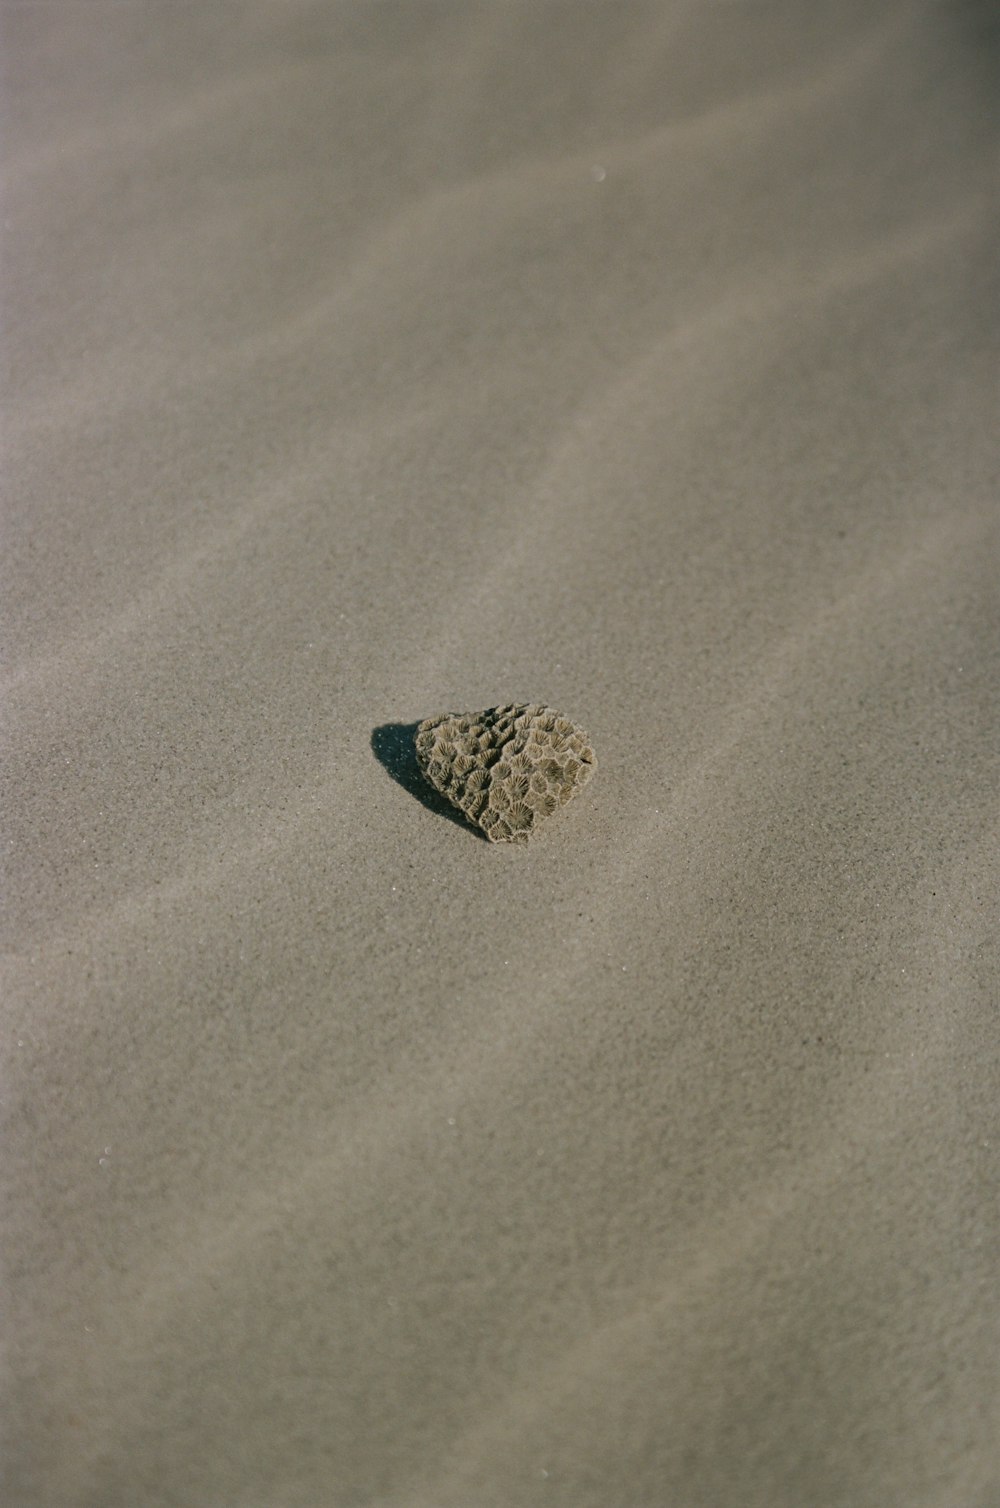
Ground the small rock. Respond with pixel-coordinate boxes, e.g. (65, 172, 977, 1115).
(415, 704, 596, 844)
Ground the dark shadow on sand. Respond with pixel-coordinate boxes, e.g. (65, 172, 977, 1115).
(371, 722, 488, 839)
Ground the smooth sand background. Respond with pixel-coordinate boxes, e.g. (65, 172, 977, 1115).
(3, 4, 998, 1505)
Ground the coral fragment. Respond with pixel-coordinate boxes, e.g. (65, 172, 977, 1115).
(414, 703, 596, 844)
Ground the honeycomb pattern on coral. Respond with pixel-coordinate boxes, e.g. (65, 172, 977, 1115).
(415, 704, 596, 844)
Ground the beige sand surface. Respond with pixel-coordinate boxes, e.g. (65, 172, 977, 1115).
(3, 4, 998, 1505)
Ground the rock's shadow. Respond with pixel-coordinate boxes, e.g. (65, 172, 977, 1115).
(371, 722, 488, 839)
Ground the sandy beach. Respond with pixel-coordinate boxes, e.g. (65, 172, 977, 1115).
(3, 3, 998, 1504)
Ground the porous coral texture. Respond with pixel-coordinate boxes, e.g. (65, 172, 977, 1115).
(415, 704, 596, 844)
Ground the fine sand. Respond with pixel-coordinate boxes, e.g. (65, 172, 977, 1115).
(3, 4, 998, 1505)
